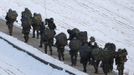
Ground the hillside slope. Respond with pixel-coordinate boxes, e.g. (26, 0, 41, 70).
(0, 0, 134, 74)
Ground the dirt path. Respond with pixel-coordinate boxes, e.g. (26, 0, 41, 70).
(0, 19, 116, 75)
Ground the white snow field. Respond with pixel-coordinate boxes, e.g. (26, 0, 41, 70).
(0, 0, 134, 74)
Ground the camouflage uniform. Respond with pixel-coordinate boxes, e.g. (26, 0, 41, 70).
(32, 13, 42, 39)
(104, 43, 116, 72)
(21, 8, 32, 42)
(45, 18, 56, 45)
(5, 9, 18, 35)
(55, 32, 67, 61)
(115, 49, 128, 75)
(79, 43, 91, 72)
(101, 43, 116, 75)
(42, 28, 55, 55)
(45, 18, 56, 31)
(69, 38, 81, 66)
(67, 28, 80, 40)
(91, 47, 102, 73)
(39, 22, 45, 47)
(88, 36, 98, 65)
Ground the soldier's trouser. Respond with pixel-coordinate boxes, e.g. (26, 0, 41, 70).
(109, 59, 114, 71)
(119, 69, 123, 75)
(39, 33, 44, 47)
(7, 24, 13, 35)
(93, 60, 100, 73)
(57, 47, 64, 61)
(117, 64, 124, 75)
(39, 37, 43, 47)
(44, 42, 52, 55)
(102, 61, 110, 75)
(71, 55, 77, 66)
(33, 29, 39, 39)
(32, 29, 35, 38)
(24, 33, 29, 43)
(37, 30, 39, 39)
(22, 30, 30, 43)
(80, 57, 88, 72)
(70, 53, 77, 66)
(83, 63, 87, 72)
(22, 27, 30, 43)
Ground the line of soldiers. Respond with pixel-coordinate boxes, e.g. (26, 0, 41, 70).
(5, 8, 128, 75)
(5, 8, 56, 42)
(67, 29, 128, 75)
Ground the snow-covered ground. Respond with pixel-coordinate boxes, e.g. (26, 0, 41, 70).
(0, 36, 68, 75)
(0, 32, 87, 75)
(0, 0, 134, 74)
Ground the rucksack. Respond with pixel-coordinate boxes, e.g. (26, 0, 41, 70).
(118, 49, 128, 61)
(72, 28, 80, 34)
(78, 31, 88, 43)
(92, 47, 103, 60)
(33, 14, 42, 25)
(72, 28, 80, 38)
(69, 39, 81, 50)
(7, 10, 18, 21)
(115, 49, 128, 65)
(55, 33, 67, 46)
(80, 44, 91, 58)
(101, 48, 113, 61)
(44, 28, 55, 40)
(21, 17, 32, 27)
(48, 22, 56, 30)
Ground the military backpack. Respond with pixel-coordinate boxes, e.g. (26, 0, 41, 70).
(7, 10, 18, 21)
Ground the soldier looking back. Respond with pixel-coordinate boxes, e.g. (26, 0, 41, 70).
(88, 36, 98, 48)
